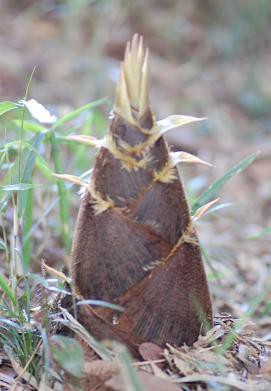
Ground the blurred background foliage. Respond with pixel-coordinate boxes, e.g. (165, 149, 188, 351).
(0, 0, 271, 321)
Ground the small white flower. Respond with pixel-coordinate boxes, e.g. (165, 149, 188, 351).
(21, 98, 57, 124)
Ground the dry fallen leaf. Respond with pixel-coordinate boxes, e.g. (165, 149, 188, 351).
(138, 342, 164, 363)
(84, 359, 118, 380)
(82, 360, 118, 391)
(259, 355, 271, 374)
(237, 343, 259, 375)
(106, 371, 181, 391)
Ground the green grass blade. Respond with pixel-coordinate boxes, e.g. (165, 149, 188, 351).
(191, 151, 260, 215)
(51, 335, 84, 378)
(259, 301, 271, 317)
(92, 110, 107, 138)
(1, 139, 41, 153)
(17, 132, 46, 217)
(0, 318, 21, 329)
(1, 134, 46, 214)
(23, 168, 92, 242)
(12, 119, 46, 134)
(52, 97, 107, 129)
(0, 274, 17, 307)
(77, 300, 124, 312)
(49, 130, 70, 252)
(248, 226, 271, 239)
(40, 328, 50, 381)
(22, 188, 33, 272)
(35, 155, 53, 181)
(73, 112, 94, 170)
(18, 67, 36, 184)
(0, 239, 6, 250)
(200, 243, 222, 283)
(58, 308, 113, 361)
(0, 101, 21, 117)
(217, 290, 269, 355)
(0, 183, 42, 191)
(114, 343, 143, 391)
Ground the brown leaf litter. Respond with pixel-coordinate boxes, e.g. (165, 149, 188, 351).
(1, 312, 270, 390)
(63, 314, 271, 390)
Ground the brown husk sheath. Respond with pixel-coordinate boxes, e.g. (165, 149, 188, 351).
(70, 34, 212, 355)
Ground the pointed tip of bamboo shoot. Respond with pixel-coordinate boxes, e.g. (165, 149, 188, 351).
(114, 34, 150, 125)
(66, 135, 104, 149)
(170, 151, 213, 167)
(52, 173, 87, 188)
(156, 115, 207, 136)
(193, 198, 220, 222)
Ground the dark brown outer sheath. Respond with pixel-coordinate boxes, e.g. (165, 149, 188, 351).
(71, 37, 212, 355)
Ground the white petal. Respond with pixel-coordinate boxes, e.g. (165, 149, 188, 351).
(21, 99, 57, 124)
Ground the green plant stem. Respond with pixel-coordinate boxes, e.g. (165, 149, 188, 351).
(1, 217, 10, 265)
(18, 67, 36, 183)
(5, 150, 18, 289)
(22, 189, 33, 273)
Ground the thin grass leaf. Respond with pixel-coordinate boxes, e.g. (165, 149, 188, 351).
(0, 183, 42, 191)
(77, 300, 124, 312)
(114, 342, 143, 391)
(40, 328, 50, 381)
(0, 238, 6, 250)
(0, 274, 17, 307)
(22, 188, 33, 272)
(35, 155, 53, 181)
(0, 101, 21, 117)
(204, 202, 234, 216)
(58, 308, 112, 361)
(12, 132, 46, 271)
(29, 273, 49, 288)
(0, 318, 21, 329)
(207, 270, 224, 281)
(23, 168, 92, 243)
(0, 335, 18, 357)
(17, 132, 46, 216)
(218, 290, 270, 354)
(48, 287, 71, 295)
(52, 97, 107, 129)
(1, 132, 47, 272)
(1, 139, 41, 153)
(18, 67, 36, 185)
(174, 374, 248, 391)
(13, 119, 47, 134)
(92, 110, 107, 138)
(191, 151, 260, 214)
(4, 345, 39, 389)
(74, 112, 95, 170)
(248, 226, 271, 239)
(1, 134, 46, 215)
(259, 301, 271, 317)
(49, 130, 70, 252)
(51, 335, 84, 377)
(200, 243, 221, 283)
(0, 150, 6, 166)
(0, 301, 18, 318)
